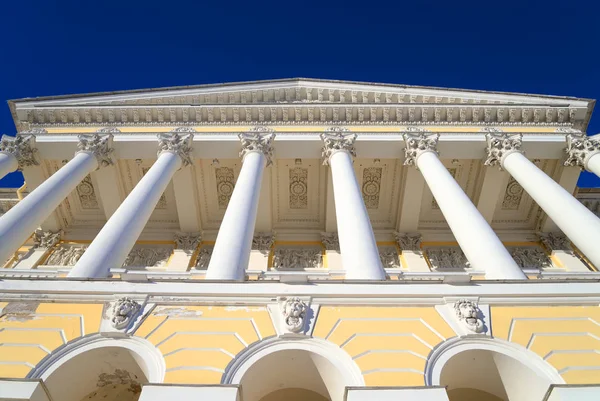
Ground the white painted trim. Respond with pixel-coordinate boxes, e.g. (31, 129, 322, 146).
(424, 336, 564, 386)
(221, 336, 364, 387)
(27, 333, 165, 383)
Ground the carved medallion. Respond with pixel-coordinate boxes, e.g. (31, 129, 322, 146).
(215, 167, 235, 209)
(362, 167, 382, 209)
(502, 177, 524, 210)
(289, 167, 308, 209)
(76, 175, 99, 209)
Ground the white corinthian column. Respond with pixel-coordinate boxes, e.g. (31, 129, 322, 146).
(205, 127, 275, 281)
(0, 131, 114, 265)
(321, 127, 386, 280)
(69, 128, 195, 278)
(0, 132, 40, 179)
(564, 131, 600, 178)
(485, 130, 600, 269)
(404, 128, 524, 279)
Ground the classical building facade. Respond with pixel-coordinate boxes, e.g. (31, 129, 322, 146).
(0, 79, 599, 401)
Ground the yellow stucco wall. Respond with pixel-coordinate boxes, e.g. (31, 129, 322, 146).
(1, 302, 599, 386)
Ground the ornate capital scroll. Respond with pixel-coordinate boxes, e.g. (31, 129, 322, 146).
(174, 232, 202, 250)
(564, 134, 600, 171)
(239, 126, 275, 166)
(320, 127, 357, 166)
(157, 127, 195, 167)
(0, 134, 40, 170)
(252, 232, 275, 255)
(537, 232, 571, 252)
(483, 129, 523, 169)
(320, 232, 340, 252)
(32, 229, 62, 249)
(77, 129, 115, 168)
(394, 232, 422, 252)
(402, 127, 439, 167)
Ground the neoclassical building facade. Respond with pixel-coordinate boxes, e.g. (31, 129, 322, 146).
(0, 79, 599, 401)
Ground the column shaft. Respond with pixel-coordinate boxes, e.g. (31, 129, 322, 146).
(69, 152, 182, 278)
(503, 151, 600, 268)
(417, 151, 525, 279)
(330, 150, 386, 280)
(205, 151, 266, 280)
(0, 153, 18, 179)
(0, 152, 98, 264)
(586, 153, 600, 177)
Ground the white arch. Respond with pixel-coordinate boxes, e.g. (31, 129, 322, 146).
(27, 333, 165, 383)
(424, 336, 564, 386)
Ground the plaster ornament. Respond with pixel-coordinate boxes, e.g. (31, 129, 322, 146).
(215, 166, 235, 208)
(109, 297, 141, 330)
(239, 127, 275, 166)
(252, 233, 275, 255)
(289, 167, 308, 209)
(32, 229, 62, 250)
(320, 127, 357, 165)
(320, 232, 340, 252)
(45, 245, 87, 266)
(502, 177, 524, 210)
(362, 167, 382, 209)
(379, 246, 401, 268)
(173, 232, 202, 250)
(509, 247, 552, 270)
(564, 134, 600, 171)
(394, 232, 422, 252)
(0, 134, 40, 170)
(426, 247, 470, 270)
(76, 132, 115, 168)
(157, 128, 194, 167)
(273, 247, 322, 269)
(123, 247, 171, 267)
(282, 297, 307, 333)
(195, 247, 213, 269)
(402, 128, 439, 167)
(483, 131, 523, 169)
(537, 232, 571, 251)
(454, 299, 484, 333)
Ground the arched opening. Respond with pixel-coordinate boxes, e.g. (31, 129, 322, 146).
(223, 337, 364, 401)
(427, 337, 562, 401)
(29, 335, 165, 401)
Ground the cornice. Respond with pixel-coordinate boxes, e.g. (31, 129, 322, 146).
(17, 103, 586, 129)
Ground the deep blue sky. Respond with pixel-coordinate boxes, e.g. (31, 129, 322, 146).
(1, 0, 599, 187)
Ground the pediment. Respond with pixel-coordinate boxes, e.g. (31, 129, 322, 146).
(10, 78, 593, 130)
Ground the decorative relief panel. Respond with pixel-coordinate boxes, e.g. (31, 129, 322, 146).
(122, 247, 172, 268)
(44, 245, 88, 266)
(272, 246, 323, 270)
(76, 174, 99, 209)
(362, 167, 382, 209)
(142, 167, 167, 209)
(508, 246, 552, 270)
(425, 247, 470, 270)
(378, 246, 401, 269)
(194, 246, 213, 270)
(502, 177, 524, 210)
(215, 167, 235, 209)
(289, 167, 308, 209)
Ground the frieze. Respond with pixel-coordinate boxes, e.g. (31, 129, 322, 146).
(508, 246, 552, 270)
(379, 246, 401, 269)
(44, 245, 87, 266)
(195, 246, 213, 270)
(122, 247, 172, 268)
(425, 247, 470, 270)
(272, 247, 323, 270)
(289, 167, 308, 209)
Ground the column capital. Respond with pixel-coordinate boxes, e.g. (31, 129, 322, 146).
(483, 128, 523, 169)
(252, 232, 275, 255)
(537, 232, 571, 251)
(157, 127, 195, 167)
(564, 133, 600, 171)
(320, 127, 357, 166)
(0, 133, 40, 170)
(394, 232, 422, 251)
(32, 229, 62, 250)
(321, 232, 340, 252)
(402, 127, 439, 167)
(173, 231, 202, 250)
(239, 127, 275, 166)
(77, 128, 116, 168)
